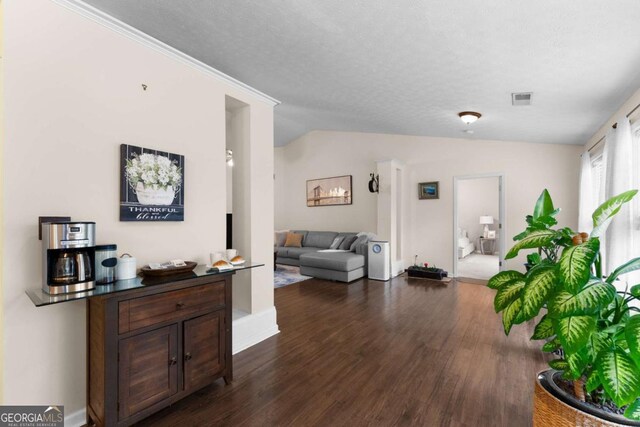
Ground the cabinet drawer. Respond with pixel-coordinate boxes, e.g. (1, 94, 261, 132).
(119, 282, 225, 334)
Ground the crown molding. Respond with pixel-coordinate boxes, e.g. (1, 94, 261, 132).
(50, 0, 281, 107)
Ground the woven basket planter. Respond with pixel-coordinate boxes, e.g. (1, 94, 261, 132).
(534, 370, 640, 427)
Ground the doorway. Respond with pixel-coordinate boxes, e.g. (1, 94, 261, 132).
(453, 174, 505, 280)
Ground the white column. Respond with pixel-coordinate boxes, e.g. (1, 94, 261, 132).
(376, 159, 407, 277)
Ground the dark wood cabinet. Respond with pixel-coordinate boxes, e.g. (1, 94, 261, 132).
(118, 324, 179, 419)
(87, 274, 233, 427)
(184, 311, 225, 391)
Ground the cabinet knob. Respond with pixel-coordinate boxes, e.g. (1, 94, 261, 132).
(169, 356, 177, 366)
(185, 352, 192, 361)
(176, 302, 185, 309)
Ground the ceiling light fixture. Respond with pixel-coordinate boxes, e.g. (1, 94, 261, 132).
(458, 111, 482, 125)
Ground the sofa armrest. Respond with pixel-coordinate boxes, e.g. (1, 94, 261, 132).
(354, 242, 369, 269)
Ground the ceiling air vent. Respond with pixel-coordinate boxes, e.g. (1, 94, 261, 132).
(512, 92, 532, 106)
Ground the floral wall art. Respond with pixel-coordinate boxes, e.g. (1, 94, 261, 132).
(120, 144, 185, 221)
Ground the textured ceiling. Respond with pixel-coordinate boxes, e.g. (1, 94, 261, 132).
(83, 0, 640, 146)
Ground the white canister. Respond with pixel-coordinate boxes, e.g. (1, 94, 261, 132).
(116, 254, 137, 280)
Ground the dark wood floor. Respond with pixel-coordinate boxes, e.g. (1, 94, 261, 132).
(137, 274, 546, 427)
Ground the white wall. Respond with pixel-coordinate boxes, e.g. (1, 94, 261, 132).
(3, 0, 275, 418)
(275, 130, 582, 272)
(457, 177, 499, 245)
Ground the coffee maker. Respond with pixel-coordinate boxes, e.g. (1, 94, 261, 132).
(42, 221, 96, 294)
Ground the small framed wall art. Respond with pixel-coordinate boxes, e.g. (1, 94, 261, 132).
(418, 181, 439, 200)
(120, 144, 185, 221)
(306, 175, 352, 207)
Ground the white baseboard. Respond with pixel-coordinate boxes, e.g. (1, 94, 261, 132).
(232, 306, 280, 354)
(65, 408, 86, 427)
(391, 259, 405, 278)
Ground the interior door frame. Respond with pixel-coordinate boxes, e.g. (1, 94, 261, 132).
(452, 172, 506, 278)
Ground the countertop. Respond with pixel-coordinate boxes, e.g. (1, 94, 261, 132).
(27, 262, 263, 307)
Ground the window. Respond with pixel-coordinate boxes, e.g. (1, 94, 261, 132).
(590, 153, 604, 207)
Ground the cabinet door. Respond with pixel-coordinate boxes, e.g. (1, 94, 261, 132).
(119, 324, 178, 420)
(183, 311, 225, 391)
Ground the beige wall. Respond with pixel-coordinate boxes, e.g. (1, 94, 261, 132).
(275, 130, 582, 272)
(4, 0, 274, 416)
(458, 177, 499, 245)
(0, 0, 4, 405)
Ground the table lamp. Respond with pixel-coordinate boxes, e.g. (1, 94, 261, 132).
(479, 215, 494, 238)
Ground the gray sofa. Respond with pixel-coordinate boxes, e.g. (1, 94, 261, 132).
(275, 230, 371, 283)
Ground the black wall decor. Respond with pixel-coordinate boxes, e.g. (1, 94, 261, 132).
(120, 144, 185, 221)
(368, 173, 379, 193)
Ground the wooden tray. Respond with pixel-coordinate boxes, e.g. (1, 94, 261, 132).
(140, 261, 197, 277)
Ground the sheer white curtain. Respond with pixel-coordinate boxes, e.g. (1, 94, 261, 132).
(602, 116, 637, 286)
(631, 122, 640, 288)
(578, 151, 593, 233)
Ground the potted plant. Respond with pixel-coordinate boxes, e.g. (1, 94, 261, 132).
(488, 188, 640, 425)
(407, 262, 448, 280)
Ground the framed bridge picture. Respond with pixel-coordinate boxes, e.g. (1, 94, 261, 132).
(306, 175, 352, 207)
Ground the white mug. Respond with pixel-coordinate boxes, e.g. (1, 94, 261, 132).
(226, 249, 238, 260)
(210, 252, 225, 264)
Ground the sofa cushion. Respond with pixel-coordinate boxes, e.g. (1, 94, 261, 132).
(349, 235, 368, 251)
(303, 231, 338, 249)
(339, 235, 358, 250)
(329, 236, 344, 249)
(276, 247, 290, 258)
(275, 230, 289, 247)
(284, 232, 304, 247)
(299, 251, 365, 272)
(285, 247, 320, 259)
(291, 230, 308, 245)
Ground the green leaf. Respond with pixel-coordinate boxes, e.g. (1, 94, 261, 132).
(588, 332, 612, 360)
(533, 189, 555, 219)
(553, 315, 596, 354)
(586, 370, 602, 393)
(494, 279, 525, 312)
(567, 349, 589, 379)
(547, 280, 616, 318)
(596, 348, 640, 407)
(513, 230, 529, 241)
(502, 297, 523, 335)
(487, 270, 524, 290)
(505, 229, 557, 260)
(624, 398, 640, 421)
(527, 253, 542, 266)
(607, 257, 640, 284)
(549, 359, 569, 371)
(631, 285, 640, 299)
(542, 339, 561, 353)
(626, 315, 640, 367)
(558, 239, 600, 294)
(521, 265, 559, 319)
(591, 190, 638, 238)
(531, 315, 555, 340)
(535, 214, 558, 228)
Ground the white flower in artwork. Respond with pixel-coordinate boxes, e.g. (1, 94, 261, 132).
(125, 152, 182, 191)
